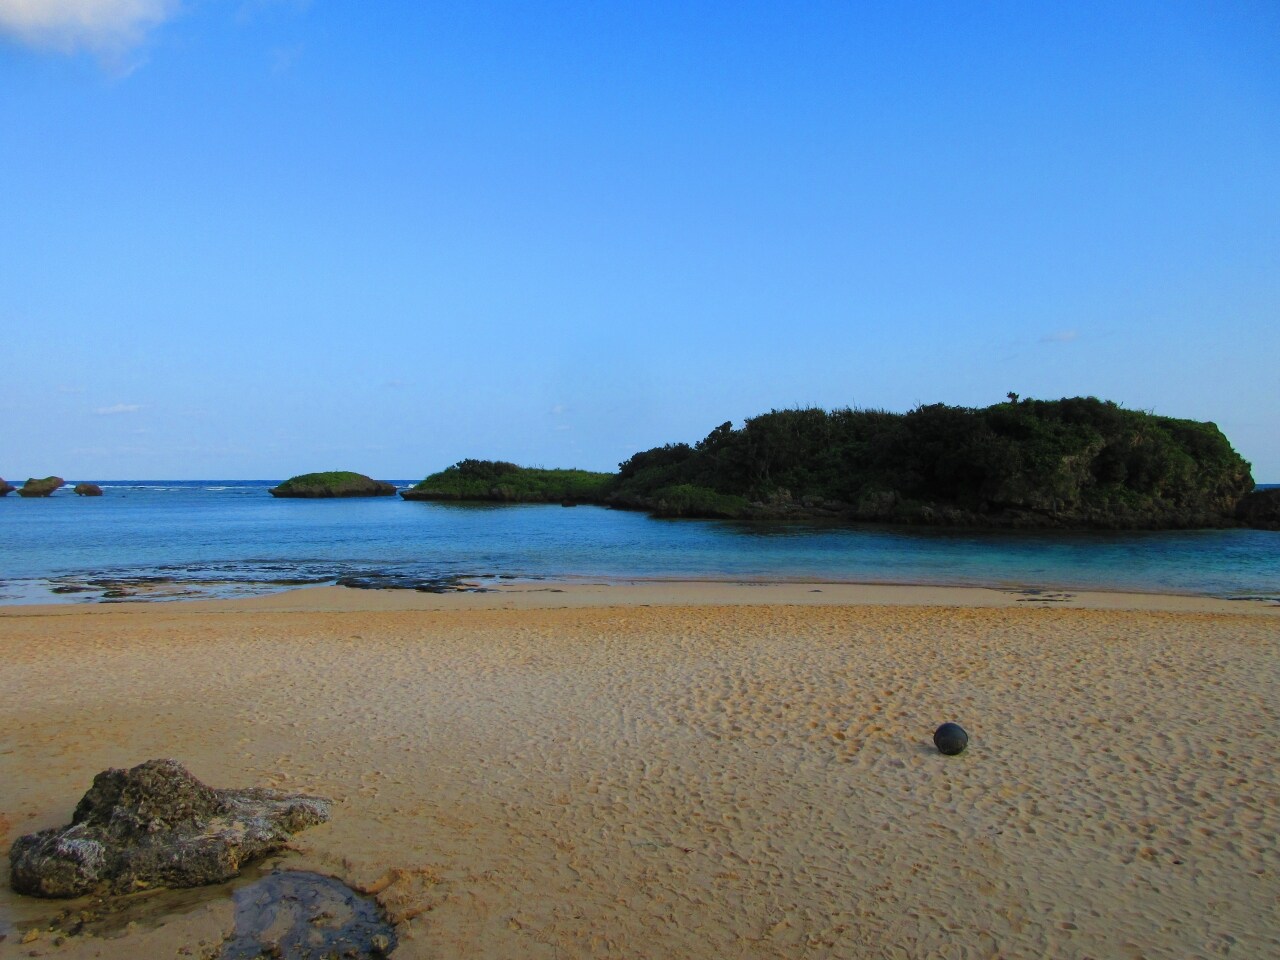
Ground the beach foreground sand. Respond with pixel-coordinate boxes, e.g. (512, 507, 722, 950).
(1, 583, 1277, 958)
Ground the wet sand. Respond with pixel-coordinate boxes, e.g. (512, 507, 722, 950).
(1, 582, 1277, 958)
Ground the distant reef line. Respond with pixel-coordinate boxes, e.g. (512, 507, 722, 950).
(8, 397, 1280, 530)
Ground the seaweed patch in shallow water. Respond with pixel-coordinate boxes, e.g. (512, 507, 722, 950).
(335, 571, 492, 593)
(219, 871, 396, 959)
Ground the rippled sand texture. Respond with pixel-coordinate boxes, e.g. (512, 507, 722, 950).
(2, 600, 1277, 959)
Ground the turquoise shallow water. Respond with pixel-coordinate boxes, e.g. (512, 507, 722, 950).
(2, 481, 1278, 603)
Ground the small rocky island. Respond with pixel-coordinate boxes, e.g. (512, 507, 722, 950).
(74, 482, 104, 497)
(269, 471, 397, 498)
(17, 476, 66, 498)
(0, 477, 14, 495)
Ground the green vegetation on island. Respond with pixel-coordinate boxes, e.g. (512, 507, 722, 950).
(609, 397, 1255, 528)
(401, 459, 613, 504)
(269, 471, 397, 498)
(384, 397, 1265, 529)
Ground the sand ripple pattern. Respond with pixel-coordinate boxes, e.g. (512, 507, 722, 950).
(1, 604, 1277, 959)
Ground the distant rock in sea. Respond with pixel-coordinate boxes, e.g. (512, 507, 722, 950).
(269, 471, 397, 498)
(74, 483, 104, 497)
(8, 759, 331, 898)
(18, 476, 65, 498)
(0, 477, 14, 496)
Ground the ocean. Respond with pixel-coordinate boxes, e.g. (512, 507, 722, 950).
(2, 481, 1278, 604)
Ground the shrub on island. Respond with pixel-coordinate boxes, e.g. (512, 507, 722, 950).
(401, 459, 613, 503)
(18, 477, 65, 498)
(269, 471, 397, 498)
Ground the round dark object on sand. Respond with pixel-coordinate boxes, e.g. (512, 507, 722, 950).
(933, 722, 968, 756)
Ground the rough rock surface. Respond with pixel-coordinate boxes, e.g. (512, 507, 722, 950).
(1236, 487, 1280, 530)
(0, 477, 14, 495)
(17, 476, 65, 498)
(74, 483, 104, 497)
(8, 759, 331, 898)
(269, 471, 396, 498)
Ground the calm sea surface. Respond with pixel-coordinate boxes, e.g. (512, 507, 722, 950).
(2, 481, 1278, 604)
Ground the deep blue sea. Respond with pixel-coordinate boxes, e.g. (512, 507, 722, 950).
(2, 481, 1278, 604)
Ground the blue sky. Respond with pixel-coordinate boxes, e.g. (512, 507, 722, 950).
(2, 1, 1277, 481)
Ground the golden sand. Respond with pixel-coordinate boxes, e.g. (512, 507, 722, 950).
(1, 583, 1277, 959)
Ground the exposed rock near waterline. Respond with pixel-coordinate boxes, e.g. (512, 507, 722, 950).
(8, 759, 331, 898)
(0, 477, 14, 495)
(18, 476, 65, 498)
(1236, 488, 1280, 531)
(74, 482, 104, 497)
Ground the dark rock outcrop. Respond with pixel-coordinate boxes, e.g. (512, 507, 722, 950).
(74, 483, 104, 497)
(18, 476, 65, 498)
(8, 759, 331, 898)
(0, 477, 14, 495)
(1236, 488, 1280, 531)
(269, 471, 396, 498)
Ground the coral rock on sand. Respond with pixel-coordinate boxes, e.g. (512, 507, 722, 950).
(8, 759, 331, 898)
(17, 476, 65, 497)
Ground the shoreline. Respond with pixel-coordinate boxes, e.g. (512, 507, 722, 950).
(2, 576, 1278, 618)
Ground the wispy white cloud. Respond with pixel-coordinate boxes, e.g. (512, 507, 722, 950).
(550, 403, 568, 415)
(95, 402, 142, 415)
(0, 0, 179, 56)
(1040, 329, 1079, 344)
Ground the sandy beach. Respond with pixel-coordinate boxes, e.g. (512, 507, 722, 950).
(1, 581, 1277, 959)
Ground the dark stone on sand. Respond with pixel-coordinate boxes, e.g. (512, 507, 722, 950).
(8, 759, 331, 898)
(220, 871, 397, 960)
(74, 483, 104, 497)
(0, 477, 14, 496)
(269, 471, 396, 498)
(1236, 488, 1280, 530)
(18, 476, 65, 498)
(933, 722, 969, 756)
